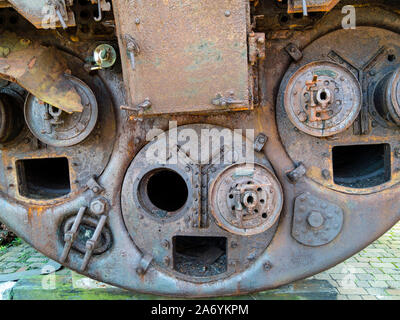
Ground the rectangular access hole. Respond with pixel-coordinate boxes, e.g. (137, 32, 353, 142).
(173, 236, 227, 277)
(16, 157, 71, 200)
(332, 144, 391, 189)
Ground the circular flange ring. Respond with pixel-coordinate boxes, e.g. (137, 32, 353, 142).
(283, 61, 362, 137)
(386, 67, 400, 125)
(209, 162, 284, 236)
(24, 74, 98, 147)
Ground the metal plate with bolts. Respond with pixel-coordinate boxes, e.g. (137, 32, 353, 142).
(24, 75, 98, 147)
(292, 192, 344, 247)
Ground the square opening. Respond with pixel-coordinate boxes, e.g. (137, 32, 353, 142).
(16, 157, 71, 199)
(332, 144, 391, 188)
(173, 236, 227, 277)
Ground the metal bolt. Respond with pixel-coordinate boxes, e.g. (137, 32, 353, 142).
(135, 18, 140, 24)
(298, 111, 308, 122)
(307, 211, 324, 228)
(92, 186, 100, 193)
(161, 240, 170, 249)
(224, 10, 231, 17)
(90, 198, 107, 215)
(322, 169, 331, 180)
(163, 256, 170, 266)
(136, 267, 145, 276)
(394, 148, 400, 158)
(231, 241, 238, 248)
(263, 261, 272, 271)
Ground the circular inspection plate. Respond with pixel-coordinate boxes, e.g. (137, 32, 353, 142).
(209, 163, 283, 236)
(283, 61, 362, 137)
(24, 75, 98, 147)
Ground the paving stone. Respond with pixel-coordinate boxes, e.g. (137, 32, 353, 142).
(356, 274, 375, 281)
(313, 274, 331, 280)
(386, 280, 400, 288)
(28, 263, 47, 270)
(379, 258, 400, 263)
(344, 262, 371, 268)
(368, 281, 388, 288)
(356, 257, 380, 263)
(376, 295, 400, 300)
(380, 268, 400, 275)
(337, 288, 367, 295)
(346, 295, 362, 300)
(26, 257, 48, 264)
(1, 268, 17, 274)
(361, 295, 377, 300)
(4, 262, 24, 269)
(370, 262, 397, 269)
(373, 274, 394, 281)
(366, 288, 389, 296)
(386, 289, 400, 295)
(355, 280, 371, 288)
(330, 274, 348, 280)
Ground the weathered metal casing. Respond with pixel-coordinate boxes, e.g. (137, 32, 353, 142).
(113, 0, 253, 116)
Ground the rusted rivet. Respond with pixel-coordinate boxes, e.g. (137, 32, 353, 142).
(163, 256, 170, 266)
(135, 18, 140, 24)
(394, 147, 400, 158)
(322, 169, 331, 180)
(136, 267, 145, 276)
(263, 261, 272, 271)
(161, 239, 170, 249)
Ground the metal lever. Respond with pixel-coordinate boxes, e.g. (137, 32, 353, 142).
(60, 207, 86, 263)
(94, 0, 102, 21)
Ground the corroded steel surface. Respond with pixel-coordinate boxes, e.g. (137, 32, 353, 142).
(0, 1, 398, 298)
(113, 0, 252, 115)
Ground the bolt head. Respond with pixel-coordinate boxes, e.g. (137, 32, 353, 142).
(307, 211, 324, 228)
(90, 198, 107, 215)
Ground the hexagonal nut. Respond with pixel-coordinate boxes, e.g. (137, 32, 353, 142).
(90, 198, 108, 215)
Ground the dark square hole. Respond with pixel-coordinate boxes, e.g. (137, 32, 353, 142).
(16, 157, 71, 199)
(332, 144, 391, 188)
(173, 236, 227, 277)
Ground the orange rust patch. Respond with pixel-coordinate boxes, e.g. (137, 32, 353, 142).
(27, 57, 36, 69)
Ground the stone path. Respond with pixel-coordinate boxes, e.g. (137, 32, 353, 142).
(310, 222, 400, 300)
(0, 222, 398, 300)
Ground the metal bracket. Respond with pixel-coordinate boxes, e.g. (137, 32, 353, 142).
(254, 133, 268, 152)
(136, 254, 153, 276)
(285, 43, 303, 62)
(120, 98, 152, 120)
(286, 162, 307, 183)
(86, 176, 104, 194)
(80, 213, 108, 271)
(248, 32, 266, 66)
(211, 93, 245, 107)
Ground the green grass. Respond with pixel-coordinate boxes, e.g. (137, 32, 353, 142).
(0, 237, 22, 256)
